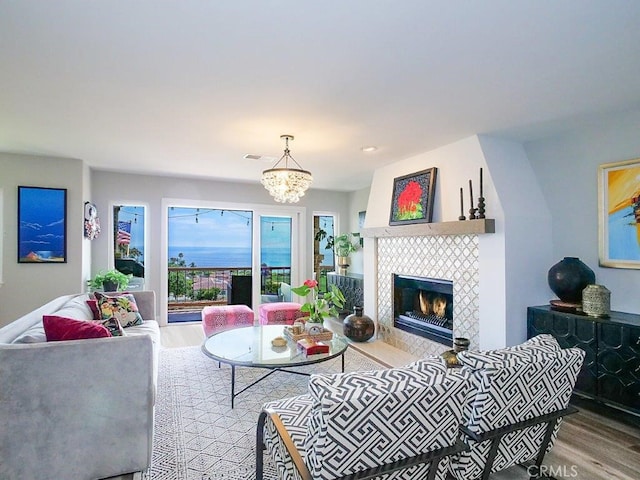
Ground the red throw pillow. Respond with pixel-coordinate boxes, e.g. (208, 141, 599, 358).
(86, 299, 101, 320)
(43, 315, 112, 341)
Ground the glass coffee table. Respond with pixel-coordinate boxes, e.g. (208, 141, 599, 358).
(202, 325, 349, 408)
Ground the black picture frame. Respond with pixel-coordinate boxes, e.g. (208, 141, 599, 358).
(389, 168, 437, 225)
(18, 186, 67, 263)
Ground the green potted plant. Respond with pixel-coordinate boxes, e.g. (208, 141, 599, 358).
(291, 279, 345, 332)
(327, 232, 361, 275)
(90, 269, 131, 292)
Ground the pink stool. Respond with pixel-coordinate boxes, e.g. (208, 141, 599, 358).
(258, 302, 305, 326)
(201, 304, 254, 337)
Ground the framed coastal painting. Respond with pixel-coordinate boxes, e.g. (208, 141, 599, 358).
(389, 167, 437, 225)
(17, 186, 67, 263)
(598, 158, 640, 269)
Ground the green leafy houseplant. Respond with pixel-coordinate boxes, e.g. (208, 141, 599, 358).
(90, 269, 132, 291)
(291, 279, 345, 323)
(327, 233, 361, 257)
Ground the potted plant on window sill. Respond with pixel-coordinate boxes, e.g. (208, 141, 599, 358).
(327, 233, 361, 275)
(89, 269, 132, 292)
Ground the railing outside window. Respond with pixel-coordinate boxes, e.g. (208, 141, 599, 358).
(168, 266, 291, 310)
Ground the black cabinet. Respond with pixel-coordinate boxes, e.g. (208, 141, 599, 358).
(327, 273, 363, 317)
(527, 306, 640, 415)
(229, 275, 252, 308)
(597, 322, 640, 409)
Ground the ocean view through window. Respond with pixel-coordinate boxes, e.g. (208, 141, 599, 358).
(166, 245, 291, 268)
(167, 207, 294, 322)
(168, 208, 292, 268)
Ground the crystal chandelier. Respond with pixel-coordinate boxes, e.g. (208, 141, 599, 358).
(261, 135, 313, 203)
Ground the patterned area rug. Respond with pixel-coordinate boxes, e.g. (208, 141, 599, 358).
(143, 345, 385, 480)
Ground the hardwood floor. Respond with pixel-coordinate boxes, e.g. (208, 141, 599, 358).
(159, 322, 204, 348)
(543, 398, 640, 480)
(159, 323, 640, 480)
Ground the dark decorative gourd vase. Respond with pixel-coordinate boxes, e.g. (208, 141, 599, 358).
(343, 306, 375, 342)
(547, 257, 595, 304)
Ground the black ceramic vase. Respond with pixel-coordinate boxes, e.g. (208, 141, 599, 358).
(547, 257, 595, 304)
(343, 306, 375, 342)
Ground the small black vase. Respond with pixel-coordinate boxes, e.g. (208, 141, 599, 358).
(547, 257, 595, 304)
(343, 306, 375, 342)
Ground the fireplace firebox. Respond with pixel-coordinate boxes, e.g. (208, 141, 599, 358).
(393, 274, 453, 346)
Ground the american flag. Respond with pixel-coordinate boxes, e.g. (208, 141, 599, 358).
(117, 221, 131, 245)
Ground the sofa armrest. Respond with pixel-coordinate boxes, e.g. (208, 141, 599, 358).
(131, 290, 156, 320)
(0, 335, 155, 480)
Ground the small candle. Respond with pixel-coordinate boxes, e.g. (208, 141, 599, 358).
(480, 167, 483, 197)
(460, 187, 464, 216)
(469, 179, 474, 209)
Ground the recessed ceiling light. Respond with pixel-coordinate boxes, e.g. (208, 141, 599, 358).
(243, 154, 277, 163)
(361, 146, 378, 153)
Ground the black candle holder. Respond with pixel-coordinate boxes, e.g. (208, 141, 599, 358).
(477, 197, 486, 219)
(468, 207, 477, 220)
(458, 187, 466, 221)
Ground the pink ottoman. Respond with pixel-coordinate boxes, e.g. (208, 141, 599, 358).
(201, 304, 254, 337)
(258, 302, 305, 326)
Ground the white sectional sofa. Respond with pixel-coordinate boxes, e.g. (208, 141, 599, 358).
(0, 290, 160, 480)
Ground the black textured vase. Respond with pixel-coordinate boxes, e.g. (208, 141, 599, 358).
(547, 257, 595, 303)
(343, 306, 375, 342)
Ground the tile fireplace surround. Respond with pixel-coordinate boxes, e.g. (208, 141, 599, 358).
(376, 234, 480, 357)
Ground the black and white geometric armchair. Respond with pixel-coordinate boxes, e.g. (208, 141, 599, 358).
(449, 334, 586, 480)
(256, 357, 472, 480)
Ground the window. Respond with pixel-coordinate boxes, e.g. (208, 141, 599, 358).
(113, 204, 146, 287)
(314, 214, 335, 290)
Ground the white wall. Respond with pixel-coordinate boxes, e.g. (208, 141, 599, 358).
(477, 136, 553, 345)
(90, 170, 350, 317)
(345, 186, 370, 275)
(525, 109, 640, 314)
(0, 187, 3, 288)
(0, 153, 89, 326)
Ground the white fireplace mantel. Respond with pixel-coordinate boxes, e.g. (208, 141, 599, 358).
(362, 218, 495, 238)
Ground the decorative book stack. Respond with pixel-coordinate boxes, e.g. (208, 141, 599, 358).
(296, 338, 330, 355)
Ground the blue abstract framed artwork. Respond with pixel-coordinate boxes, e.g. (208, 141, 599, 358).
(598, 158, 640, 269)
(18, 186, 67, 263)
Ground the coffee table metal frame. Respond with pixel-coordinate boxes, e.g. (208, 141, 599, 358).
(201, 325, 348, 408)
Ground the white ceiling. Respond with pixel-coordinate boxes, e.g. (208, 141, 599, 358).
(1, 1, 640, 192)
